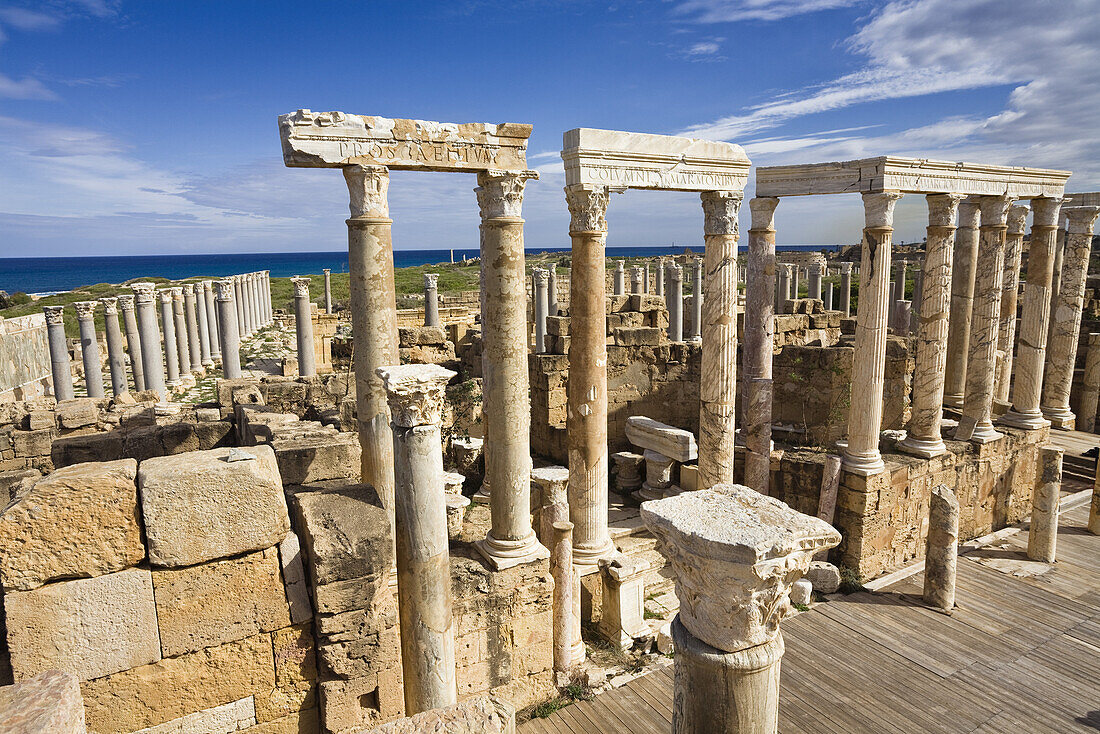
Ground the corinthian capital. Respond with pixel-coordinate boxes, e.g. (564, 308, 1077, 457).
(1007, 203, 1030, 236)
(925, 193, 966, 227)
(344, 164, 390, 218)
(1031, 197, 1063, 228)
(378, 363, 457, 428)
(99, 297, 119, 315)
(979, 194, 1015, 227)
(958, 197, 981, 229)
(700, 190, 743, 236)
(291, 277, 311, 298)
(73, 301, 97, 320)
(565, 184, 609, 233)
(424, 273, 439, 290)
(43, 305, 65, 326)
(862, 192, 903, 229)
(131, 282, 156, 304)
(214, 279, 235, 301)
(117, 294, 136, 311)
(476, 170, 536, 219)
(1065, 205, 1100, 234)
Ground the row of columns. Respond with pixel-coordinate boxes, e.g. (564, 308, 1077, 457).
(774, 262, 853, 317)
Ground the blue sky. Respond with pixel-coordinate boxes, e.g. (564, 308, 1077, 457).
(1, 0, 1097, 257)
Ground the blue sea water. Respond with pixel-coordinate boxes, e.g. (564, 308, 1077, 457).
(0, 244, 838, 296)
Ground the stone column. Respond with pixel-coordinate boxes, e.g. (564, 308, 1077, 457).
(839, 262, 852, 317)
(565, 184, 616, 574)
(656, 257, 666, 296)
(183, 284, 203, 374)
(641, 485, 840, 734)
(548, 266, 559, 317)
(1079, 334, 1100, 433)
(159, 291, 180, 387)
(1003, 198, 1063, 429)
(843, 192, 902, 476)
(698, 191, 742, 489)
(630, 265, 643, 295)
(423, 273, 441, 327)
(690, 258, 704, 342)
(474, 170, 548, 570)
(1047, 223, 1066, 353)
(169, 288, 190, 378)
(613, 260, 625, 295)
(1028, 445, 1062, 562)
(251, 273, 263, 329)
(825, 282, 834, 311)
(43, 306, 74, 401)
(808, 263, 822, 301)
(923, 484, 959, 613)
(74, 301, 105, 398)
(910, 268, 924, 335)
(943, 198, 981, 406)
(551, 520, 576, 677)
(668, 265, 684, 342)
(193, 282, 214, 369)
(117, 295, 145, 392)
(956, 195, 1013, 443)
(214, 280, 242, 379)
(378, 364, 458, 715)
(775, 264, 789, 315)
(323, 268, 333, 314)
(202, 281, 221, 363)
(233, 275, 246, 337)
(792, 264, 800, 298)
(344, 165, 399, 536)
(265, 270, 273, 324)
(643, 263, 650, 294)
(900, 194, 964, 458)
(246, 274, 258, 336)
(1041, 206, 1100, 429)
(291, 277, 316, 378)
(533, 268, 549, 354)
(743, 198, 778, 494)
(995, 204, 1029, 402)
(99, 298, 128, 397)
(132, 284, 166, 400)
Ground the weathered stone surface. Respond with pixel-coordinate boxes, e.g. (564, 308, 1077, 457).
(790, 578, 812, 605)
(318, 668, 403, 734)
(50, 431, 125, 468)
(0, 670, 85, 734)
(363, 694, 515, 734)
(152, 548, 292, 657)
(253, 624, 317, 723)
(0, 458, 142, 592)
(132, 696, 256, 734)
(0, 468, 37, 502)
(278, 532, 314, 625)
(625, 415, 697, 462)
(139, 446, 290, 567)
(11, 428, 51, 457)
(55, 398, 99, 429)
(80, 633, 275, 733)
(272, 432, 360, 485)
(5, 567, 160, 682)
(398, 326, 448, 348)
(289, 483, 392, 589)
(804, 561, 841, 594)
(243, 709, 320, 734)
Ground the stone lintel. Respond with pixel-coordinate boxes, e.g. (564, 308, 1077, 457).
(1065, 192, 1100, 207)
(756, 156, 1070, 199)
(279, 109, 532, 172)
(562, 127, 750, 192)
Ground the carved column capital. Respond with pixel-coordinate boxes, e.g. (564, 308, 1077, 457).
(631, 266, 644, 284)
(476, 170, 536, 220)
(343, 164, 390, 218)
(862, 192, 903, 229)
(1007, 203, 1030, 236)
(117, 294, 136, 311)
(1065, 205, 1100, 234)
(73, 301, 97, 320)
(669, 264, 684, 283)
(701, 190, 743, 236)
(1031, 197, 1063, 228)
(424, 272, 439, 290)
(748, 196, 779, 231)
(201, 280, 214, 294)
(565, 184, 610, 233)
(979, 194, 1015, 227)
(43, 305, 65, 325)
(378, 363, 456, 428)
(840, 262, 853, 274)
(291, 277, 311, 298)
(532, 267, 548, 285)
(99, 297, 119, 315)
(131, 282, 156, 304)
(958, 197, 982, 229)
(925, 193, 967, 227)
(214, 279, 235, 301)
(168, 287, 184, 302)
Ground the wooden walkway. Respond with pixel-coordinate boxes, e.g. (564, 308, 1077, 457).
(522, 499, 1100, 734)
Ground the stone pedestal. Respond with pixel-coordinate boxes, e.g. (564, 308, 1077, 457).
(668, 265, 684, 342)
(690, 258, 704, 342)
(183, 284, 203, 374)
(995, 204, 1028, 402)
(202, 281, 221, 363)
(169, 288, 190, 379)
(808, 263, 822, 301)
(292, 277, 317, 378)
(1027, 445, 1062, 563)
(923, 484, 959, 612)
(1079, 334, 1100, 433)
(614, 259, 625, 295)
(943, 199, 981, 406)
(533, 268, 549, 354)
(323, 268, 333, 314)
(423, 273, 441, 327)
(99, 298, 128, 397)
(839, 262, 852, 317)
(74, 302, 105, 398)
(132, 284, 166, 400)
(598, 555, 650, 650)
(378, 364, 458, 715)
(118, 295, 145, 392)
(639, 449, 675, 500)
(43, 306, 74, 402)
(214, 280, 242, 379)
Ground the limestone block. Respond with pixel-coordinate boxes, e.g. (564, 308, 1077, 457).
(625, 415, 697, 462)
(398, 326, 447, 347)
(289, 483, 392, 588)
(0, 468, 38, 503)
(11, 428, 51, 457)
(25, 410, 53, 430)
(131, 696, 256, 734)
(278, 532, 314, 625)
(679, 464, 699, 492)
(804, 561, 841, 594)
(0, 458, 143, 591)
(790, 578, 812, 605)
(0, 670, 85, 734)
(272, 432, 360, 485)
(363, 694, 515, 734)
(55, 398, 99, 429)
(152, 548, 292, 657)
(80, 633, 275, 733)
(254, 624, 318, 723)
(138, 446, 290, 568)
(5, 567, 160, 681)
(614, 327, 661, 347)
(50, 431, 124, 469)
(318, 667, 403, 734)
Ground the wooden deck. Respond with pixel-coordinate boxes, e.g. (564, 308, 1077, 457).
(522, 498, 1100, 734)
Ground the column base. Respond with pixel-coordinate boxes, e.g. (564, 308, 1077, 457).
(1041, 405, 1075, 430)
(471, 483, 490, 504)
(897, 434, 947, 458)
(942, 393, 964, 409)
(840, 446, 885, 476)
(474, 530, 549, 571)
(968, 422, 1003, 443)
(998, 409, 1050, 430)
(202, 359, 215, 369)
(572, 536, 617, 577)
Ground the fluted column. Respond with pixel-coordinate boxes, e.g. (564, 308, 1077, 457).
(900, 194, 964, 458)
(533, 268, 549, 354)
(118, 295, 145, 392)
(74, 301, 105, 398)
(743, 198, 778, 493)
(943, 198, 981, 406)
(698, 191, 742, 489)
(656, 257, 666, 296)
(292, 277, 317, 378)
(214, 280, 242, 379)
(202, 281, 220, 362)
(132, 284, 166, 399)
(548, 266, 559, 317)
(423, 273, 441, 327)
(251, 273, 263, 330)
(233, 275, 246, 337)
(995, 204, 1029, 402)
(843, 192, 902, 476)
(565, 184, 616, 574)
(194, 282, 214, 369)
(344, 164, 399, 536)
(260, 271, 271, 324)
(323, 268, 333, 314)
(839, 262, 852, 317)
(43, 306, 74, 401)
(957, 195, 1013, 442)
(1041, 205, 1100, 429)
(689, 258, 704, 342)
(1079, 333, 1100, 433)
(183, 284, 203, 374)
(169, 288, 190, 378)
(642, 263, 650, 295)
(245, 274, 258, 337)
(99, 298, 127, 397)
(474, 170, 548, 570)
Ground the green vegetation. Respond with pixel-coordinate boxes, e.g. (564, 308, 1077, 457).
(792, 602, 811, 612)
(838, 565, 867, 595)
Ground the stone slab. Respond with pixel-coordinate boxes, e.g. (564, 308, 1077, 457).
(363, 694, 515, 734)
(289, 484, 391, 589)
(271, 432, 360, 485)
(132, 696, 256, 734)
(0, 670, 85, 734)
(625, 415, 698, 462)
(278, 532, 314, 625)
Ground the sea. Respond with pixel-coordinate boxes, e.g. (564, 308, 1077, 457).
(0, 245, 840, 296)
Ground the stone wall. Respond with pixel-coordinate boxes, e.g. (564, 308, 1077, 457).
(0, 314, 50, 404)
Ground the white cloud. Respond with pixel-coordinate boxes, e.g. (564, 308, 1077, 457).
(675, 0, 863, 22)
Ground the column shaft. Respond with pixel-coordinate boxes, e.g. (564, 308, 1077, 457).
(548, 267, 559, 317)
(1027, 445, 1062, 562)
(742, 198, 778, 493)
(194, 283, 213, 368)
(170, 290, 189, 378)
(923, 484, 959, 612)
(690, 258, 704, 341)
(424, 273, 441, 327)
(839, 264, 852, 317)
(118, 297, 145, 392)
(323, 269, 333, 314)
(233, 276, 246, 336)
(995, 205, 1028, 402)
(943, 200, 981, 405)
(75, 303, 105, 398)
(184, 285, 203, 373)
(1079, 334, 1100, 433)
(292, 278, 317, 377)
(160, 293, 180, 387)
(533, 268, 549, 354)
(43, 307, 74, 401)
(215, 280, 242, 379)
(100, 299, 128, 397)
(203, 282, 221, 361)
(668, 266, 684, 342)
(132, 284, 166, 400)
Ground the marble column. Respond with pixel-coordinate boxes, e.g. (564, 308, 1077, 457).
(233, 275, 246, 337)
(656, 257, 666, 296)
(323, 268, 333, 314)
(43, 306, 74, 401)
(690, 258, 704, 342)
(474, 170, 548, 570)
(170, 288, 190, 378)
(943, 198, 981, 406)
(214, 279, 242, 379)
(995, 204, 1029, 403)
(775, 264, 789, 315)
(1002, 198, 1064, 429)
(1079, 334, 1100, 433)
(842, 192, 903, 476)
(378, 364, 458, 714)
(808, 263, 822, 301)
(742, 197, 778, 494)
(292, 277, 317, 378)
(1047, 222, 1066, 354)
(74, 301, 105, 398)
(251, 273, 262, 329)
(194, 282, 214, 369)
(900, 194, 964, 458)
(825, 282, 834, 311)
(533, 267, 549, 354)
(202, 281, 221, 363)
(245, 274, 257, 337)
(1027, 445, 1062, 562)
(548, 266, 559, 317)
(923, 484, 959, 613)
(792, 264, 800, 298)
(564, 184, 616, 574)
(698, 191, 742, 489)
(183, 284, 203, 374)
(551, 520, 577, 676)
(839, 262, 852, 317)
(99, 298, 128, 397)
(117, 295, 145, 392)
(132, 284, 166, 399)
(423, 273, 441, 327)
(344, 165, 399, 537)
(1041, 206, 1100, 429)
(630, 265, 644, 295)
(265, 270, 273, 324)
(668, 265, 684, 342)
(643, 263, 650, 295)
(910, 268, 924, 335)
(613, 259, 625, 295)
(956, 195, 1013, 443)
(159, 291, 180, 387)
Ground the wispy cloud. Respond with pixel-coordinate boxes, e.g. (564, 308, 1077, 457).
(674, 0, 863, 23)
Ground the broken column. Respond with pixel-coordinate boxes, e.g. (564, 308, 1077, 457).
(533, 267, 549, 353)
(74, 301, 105, 398)
(117, 295, 145, 392)
(43, 305, 74, 402)
(323, 268, 333, 314)
(132, 283, 166, 399)
(1028, 445, 1063, 563)
(668, 264, 684, 342)
(943, 198, 981, 407)
(641, 485, 840, 734)
(743, 198, 778, 494)
(1079, 334, 1100, 433)
(630, 265, 644, 295)
(839, 262, 852, 317)
(183, 284, 203, 374)
(551, 520, 577, 677)
(996, 203, 1029, 402)
(923, 484, 959, 613)
(291, 276, 317, 378)
(423, 273, 441, 327)
(99, 297, 128, 397)
(214, 279, 242, 379)
(378, 364, 458, 714)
